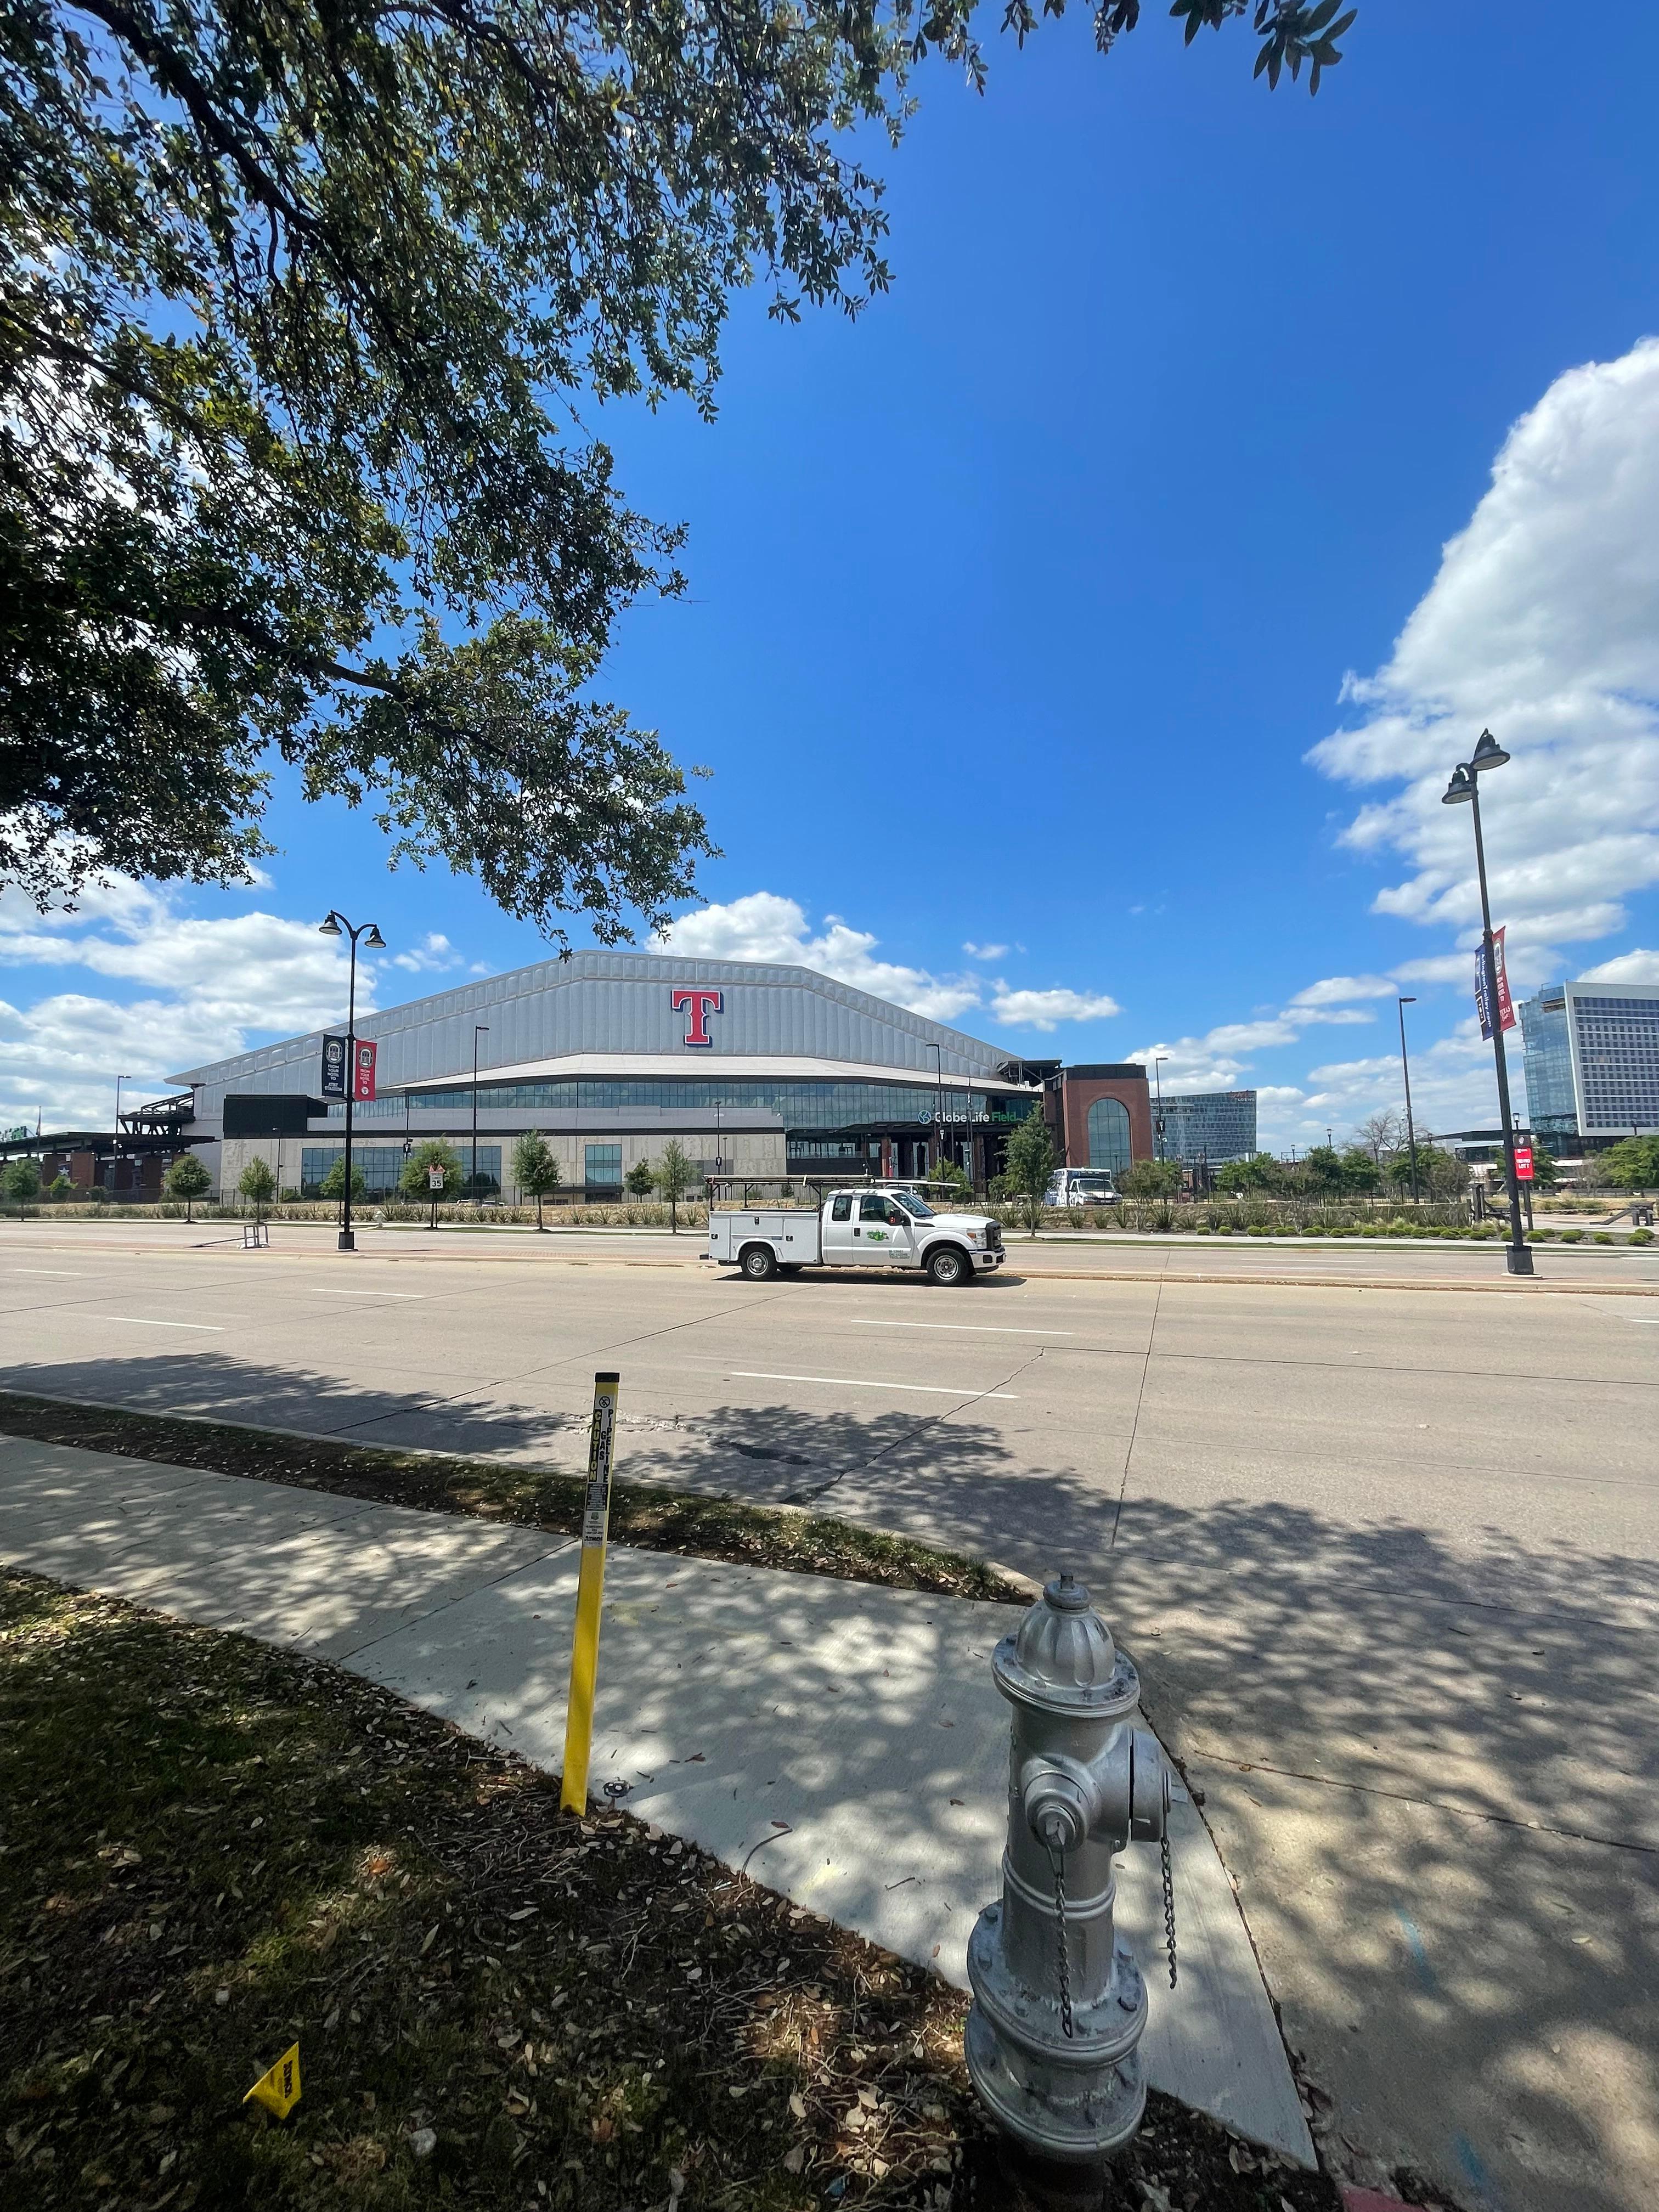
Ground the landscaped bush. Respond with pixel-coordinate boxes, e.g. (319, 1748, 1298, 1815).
(1560, 1229, 1584, 1243)
(1632, 1228, 1654, 1245)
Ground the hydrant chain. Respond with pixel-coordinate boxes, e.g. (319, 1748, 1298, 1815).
(1161, 1834, 1178, 1990)
(1047, 1836, 1075, 2040)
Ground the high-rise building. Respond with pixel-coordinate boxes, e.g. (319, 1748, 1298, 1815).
(1519, 979, 1659, 1141)
(1156, 1090, 1258, 1166)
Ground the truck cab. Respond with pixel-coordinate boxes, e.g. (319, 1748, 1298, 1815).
(1044, 1167, 1120, 1208)
(708, 1186, 1005, 1285)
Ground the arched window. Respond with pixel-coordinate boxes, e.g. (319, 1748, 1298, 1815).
(1086, 1097, 1132, 1176)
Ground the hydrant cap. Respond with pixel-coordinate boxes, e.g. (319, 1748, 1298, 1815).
(993, 1573, 1139, 1717)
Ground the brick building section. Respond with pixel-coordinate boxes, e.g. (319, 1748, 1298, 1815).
(1043, 1064, 1153, 1168)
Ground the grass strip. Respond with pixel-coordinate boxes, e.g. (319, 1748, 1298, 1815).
(1, 1568, 1345, 2211)
(0, 1390, 1021, 1605)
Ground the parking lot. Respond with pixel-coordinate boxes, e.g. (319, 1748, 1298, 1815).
(1, 1220, 1655, 2212)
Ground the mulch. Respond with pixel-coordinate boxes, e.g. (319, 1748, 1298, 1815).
(1, 1568, 1347, 2211)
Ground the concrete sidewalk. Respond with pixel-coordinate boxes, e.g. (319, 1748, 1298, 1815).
(0, 1432, 1312, 2166)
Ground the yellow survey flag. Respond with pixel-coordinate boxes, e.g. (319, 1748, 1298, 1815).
(243, 2042, 302, 2119)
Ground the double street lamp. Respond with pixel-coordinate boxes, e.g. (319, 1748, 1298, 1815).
(1442, 731, 1532, 1276)
(318, 911, 385, 1252)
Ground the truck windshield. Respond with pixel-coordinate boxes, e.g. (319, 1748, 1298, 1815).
(891, 1191, 935, 1218)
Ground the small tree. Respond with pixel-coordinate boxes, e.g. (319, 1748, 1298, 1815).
(3, 1158, 41, 1219)
(1355, 1108, 1404, 1166)
(1002, 1116, 1055, 1239)
(165, 1153, 212, 1222)
(1604, 1135, 1659, 1191)
(929, 1155, 971, 1200)
(652, 1138, 697, 1232)
(400, 1137, 463, 1226)
(513, 1131, 564, 1228)
(47, 1173, 72, 1201)
(1119, 1158, 1182, 1199)
(1216, 1152, 1284, 1194)
(1525, 1138, 1561, 1191)
(238, 1155, 278, 1222)
(624, 1158, 657, 1199)
(318, 1155, 368, 1223)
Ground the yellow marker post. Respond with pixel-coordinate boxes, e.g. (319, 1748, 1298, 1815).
(243, 2042, 302, 2120)
(560, 1371, 620, 1814)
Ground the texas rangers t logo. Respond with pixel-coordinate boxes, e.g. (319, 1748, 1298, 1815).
(672, 987, 722, 1046)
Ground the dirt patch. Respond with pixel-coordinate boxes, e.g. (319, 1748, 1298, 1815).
(0, 1568, 1347, 2211)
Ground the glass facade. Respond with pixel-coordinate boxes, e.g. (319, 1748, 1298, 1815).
(1519, 988, 1577, 1141)
(1571, 991, 1659, 1135)
(1086, 1098, 1133, 1175)
(410, 1075, 1036, 1131)
(300, 1144, 500, 1197)
(583, 1143, 623, 1195)
(1156, 1091, 1258, 1166)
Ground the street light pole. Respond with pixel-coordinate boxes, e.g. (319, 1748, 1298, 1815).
(318, 911, 386, 1252)
(114, 1073, 131, 1195)
(472, 1025, 489, 1203)
(1443, 732, 1533, 1277)
(1397, 997, 1420, 1203)
(1153, 1058, 1168, 1163)
(927, 1043, 944, 1181)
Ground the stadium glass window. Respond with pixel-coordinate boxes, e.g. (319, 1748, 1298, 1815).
(1086, 1098, 1133, 1176)
(584, 1143, 623, 1195)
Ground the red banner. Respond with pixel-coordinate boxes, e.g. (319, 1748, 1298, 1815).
(353, 1040, 377, 1102)
(1492, 926, 1515, 1032)
(1514, 1144, 1534, 1182)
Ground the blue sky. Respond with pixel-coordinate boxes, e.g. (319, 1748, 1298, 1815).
(4, 2, 1658, 1142)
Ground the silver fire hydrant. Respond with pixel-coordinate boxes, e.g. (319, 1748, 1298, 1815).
(966, 1572, 1171, 2206)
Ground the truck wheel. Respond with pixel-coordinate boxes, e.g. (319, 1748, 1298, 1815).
(926, 1245, 971, 1286)
(740, 1243, 778, 1281)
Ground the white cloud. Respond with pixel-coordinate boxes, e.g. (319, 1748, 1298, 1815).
(963, 941, 1008, 961)
(392, 932, 465, 975)
(1579, 946, 1659, 985)
(988, 985, 1120, 1031)
(1308, 338, 1659, 966)
(1290, 974, 1398, 1007)
(660, 893, 1119, 1032)
(0, 883, 372, 1126)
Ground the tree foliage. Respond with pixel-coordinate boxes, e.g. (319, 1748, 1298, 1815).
(651, 1136, 696, 1231)
(238, 1153, 276, 1213)
(2, 1156, 40, 1215)
(1603, 1135, 1659, 1191)
(1002, 1114, 1054, 1237)
(512, 1129, 562, 1225)
(1118, 1158, 1181, 1198)
(1, 0, 1353, 926)
(164, 1150, 212, 1218)
(317, 1153, 367, 1201)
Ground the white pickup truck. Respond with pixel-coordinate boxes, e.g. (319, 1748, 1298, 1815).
(708, 1187, 1005, 1285)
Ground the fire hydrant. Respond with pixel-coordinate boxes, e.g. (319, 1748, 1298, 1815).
(966, 1572, 1171, 2206)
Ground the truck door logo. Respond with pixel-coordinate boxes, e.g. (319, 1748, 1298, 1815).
(672, 988, 723, 1046)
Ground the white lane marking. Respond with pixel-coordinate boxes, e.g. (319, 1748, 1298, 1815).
(848, 1319, 1071, 1337)
(9, 1269, 87, 1277)
(730, 1369, 1018, 1399)
(314, 1289, 427, 1300)
(1626, 1317, 1659, 1324)
(81, 1314, 225, 1332)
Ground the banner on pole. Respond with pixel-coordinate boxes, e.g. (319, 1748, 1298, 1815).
(1514, 1144, 1534, 1182)
(353, 1040, 377, 1102)
(320, 1035, 347, 1098)
(561, 1373, 619, 1815)
(1475, 927, 1517, 1041)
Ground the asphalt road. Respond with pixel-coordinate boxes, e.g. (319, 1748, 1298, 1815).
(0, 1221, 1654, 2212)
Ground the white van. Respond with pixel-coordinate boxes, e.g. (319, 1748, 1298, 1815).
(1044, 1169, 1120, 1208)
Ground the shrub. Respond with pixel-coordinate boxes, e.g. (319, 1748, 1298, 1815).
(1560, 1229, 1584, 1244)
(1632, 1228, 1654, 1245)
(1593, 1232, 1614, 1245)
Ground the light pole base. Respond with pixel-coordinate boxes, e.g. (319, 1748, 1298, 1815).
(1506, 1244, 1534, 1276)
(338, 1229, 356, 1252)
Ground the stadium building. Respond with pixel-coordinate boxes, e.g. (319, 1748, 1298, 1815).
(173, 951, 1051, 1200)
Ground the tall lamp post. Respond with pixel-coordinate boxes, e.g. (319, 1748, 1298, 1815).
(927, 1043, 944, 1182)
(471, 1025, 489, 1203)
(318, 911, 386, 1252)
(1443, 730, 1533, 1276)
(1153, 1057, 1168, 1164)
(114, 1073, 131, 1196)
(1397, 996, 1420, 1203)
